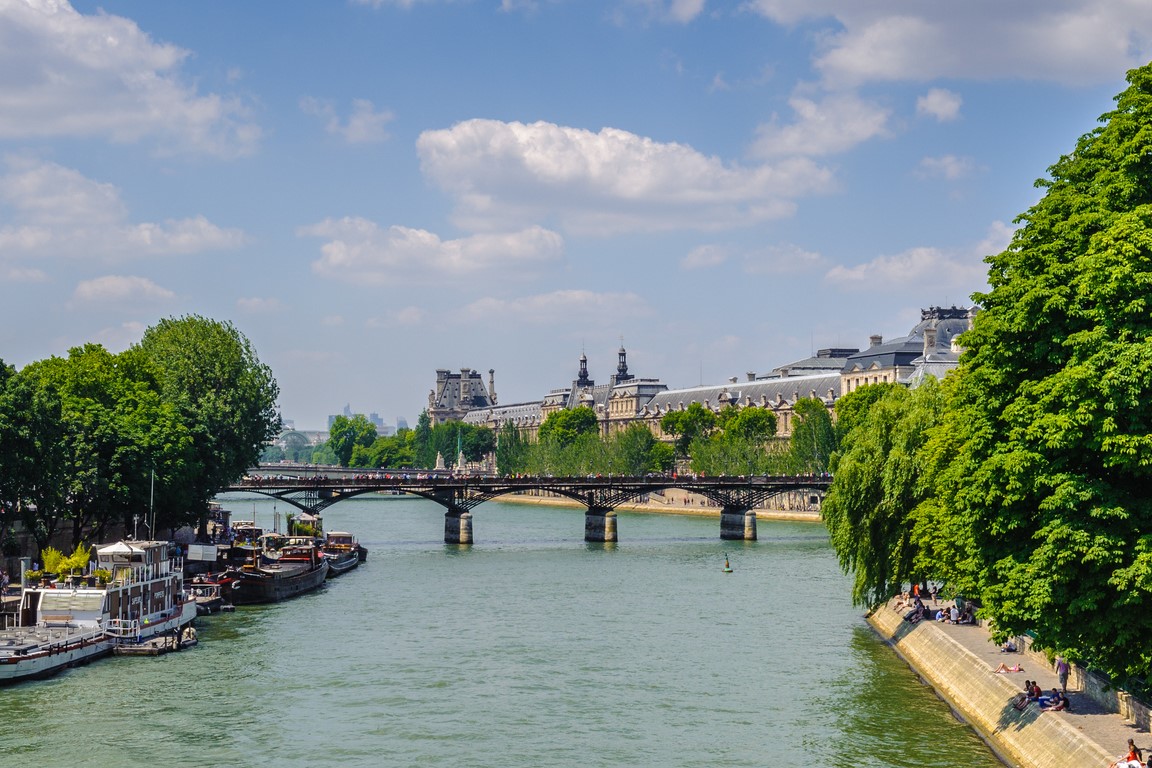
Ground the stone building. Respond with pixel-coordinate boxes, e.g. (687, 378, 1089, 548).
(442, 305, 976, 442)
(840, 306, 974, 394)
(428, 367, 498, 426)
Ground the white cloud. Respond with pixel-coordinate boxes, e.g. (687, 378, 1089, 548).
(742, 243, 825, 274)
(751, 93, 891, 158)
(3, 265, 46, 282)
(916, 88, 962, 122)
(0, 157, 245, 259)
(300, 97, 393, 144)
(824, 226, 999, 293)
(237, 297, 284, 313)
(300, 217, 564, 283)
(367, 306, 426, 328)
(681, 244, 729, 270)
(417, 119, 833, 235)
(628, 0, 707, 23)
(0, 0, 259, 155)
(917, 155, 975, 181)
(464, 289, 652, 324)
(72, 275, 174, 304)
(744, 1, 1152, 87)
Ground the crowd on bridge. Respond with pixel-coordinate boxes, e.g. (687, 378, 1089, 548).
(234, 471, 833, 488)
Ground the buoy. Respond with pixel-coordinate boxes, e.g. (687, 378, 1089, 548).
(723, 554, 732, 573)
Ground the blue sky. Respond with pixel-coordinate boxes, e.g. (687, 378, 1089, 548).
(1, 0, 1149, 430)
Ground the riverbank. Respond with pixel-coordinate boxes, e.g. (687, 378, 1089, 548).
(495, 488, 823, 522)
(868, 601, 1145, 768)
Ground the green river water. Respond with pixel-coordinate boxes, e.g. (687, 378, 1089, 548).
(1, 496, 1004, 768)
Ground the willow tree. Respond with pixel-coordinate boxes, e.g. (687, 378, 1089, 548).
(822, 379, 945, 607)
(938, 63, 1152, 680)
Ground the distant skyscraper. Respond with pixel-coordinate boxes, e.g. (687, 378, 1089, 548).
(396, 417, 409, 431)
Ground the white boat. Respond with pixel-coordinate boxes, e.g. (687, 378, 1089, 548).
(0, 540, 197, 685)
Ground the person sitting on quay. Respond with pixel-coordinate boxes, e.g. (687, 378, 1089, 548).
(1038, 688, 1069, 711)
(948, 604, 960, 623)
(1012, 680, 1035, 710)
(1000, 639, 1018, 653)
(903, 596, 926, 624)
(1111, 739, 1144, 768)
(957, 606, 976, 624)
(892, 591, 912, 612)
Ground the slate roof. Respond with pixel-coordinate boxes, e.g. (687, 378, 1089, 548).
(644, 373, 841, 414)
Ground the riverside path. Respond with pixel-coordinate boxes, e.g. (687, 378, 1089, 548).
(223, 467, 832, 544)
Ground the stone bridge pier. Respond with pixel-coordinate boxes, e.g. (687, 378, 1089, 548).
(584, 507, 617, 543)
(720, 506, 757, 541)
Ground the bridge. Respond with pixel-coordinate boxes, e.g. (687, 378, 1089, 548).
(222, 468, 831, 544)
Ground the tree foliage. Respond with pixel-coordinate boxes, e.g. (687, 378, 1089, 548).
(788, 398, 836, 474)
(660, 402, 717, 458)
(328, 414, 379, 467)
(926, 64, 1152, 680)
(538, 406, 599, 448)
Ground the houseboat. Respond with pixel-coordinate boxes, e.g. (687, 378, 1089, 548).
(0, 540, 197, 685)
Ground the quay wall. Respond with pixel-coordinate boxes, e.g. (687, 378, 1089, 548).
(494, 489, 822, 522)
(867, 607, 1112, 768)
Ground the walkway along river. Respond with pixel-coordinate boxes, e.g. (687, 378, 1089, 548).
(0, 496, 1005, 768)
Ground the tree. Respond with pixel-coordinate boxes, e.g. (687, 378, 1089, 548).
(788, 398, 836, 474)
(413, 410, 434, 468)
(822, 379, 944, 607)
(660, 402, 717, 459)
(608, 423, 672, 475)
(833, 383, 902, 444)
(328, 414, 378, 467)
(137, 316, 280, 536)
(495, 421, 529, 475)
(538, 406, 599, 448)
(927, 63, 1152, 680)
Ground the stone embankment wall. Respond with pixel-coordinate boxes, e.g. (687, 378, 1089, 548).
(868, 608, 1112, 768)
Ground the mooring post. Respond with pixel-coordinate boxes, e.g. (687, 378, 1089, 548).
(720, 505, 756, 541)
(584, 507, 617, 543)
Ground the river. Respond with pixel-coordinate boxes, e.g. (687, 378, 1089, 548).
(1, 496, 1004, 768)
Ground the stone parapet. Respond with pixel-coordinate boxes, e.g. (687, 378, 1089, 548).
(868, 607, 1113, 768)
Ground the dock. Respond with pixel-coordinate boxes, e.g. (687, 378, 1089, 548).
(111, 628, 197, 657)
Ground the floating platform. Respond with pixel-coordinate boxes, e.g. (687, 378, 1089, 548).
(112, 630, 197, 657)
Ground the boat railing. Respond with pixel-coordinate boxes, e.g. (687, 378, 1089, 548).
(105, 618, 141, 641)
(110, 557, 183, 587)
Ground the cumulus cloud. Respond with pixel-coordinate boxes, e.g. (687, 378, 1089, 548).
(916, 88, 963, 122)
(620, 0, 707, 23)
(3, 265, 47, 282)
(0, 157, 246, 259)
(417, 119, 833, 235)
(300, 217, 564, 283)
(823, 225, 1006, 294)
(681, 244, 729, 270)
(464, 289, 652, 325)
(751, 93, 891, 158)
(917, 154, 975, 180)
(300, 97, 393, 144)
(72, 275, 174, 304)
(744, 1, 1152, 87)
(742, 243, 825, 274)
(0, 0, 259, 155)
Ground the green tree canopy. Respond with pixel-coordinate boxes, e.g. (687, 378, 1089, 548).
(788, 398, 836, 474)
(926, 63, 1152, 680)
(328, 414, 379, 467)
(660, 402, 717, 458)
(138, 316, 280, 534)
(538, 406, 599, 448)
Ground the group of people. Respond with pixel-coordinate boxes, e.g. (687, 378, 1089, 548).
(1011, 679, 1070, 711)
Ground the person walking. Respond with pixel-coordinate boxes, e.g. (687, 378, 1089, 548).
(1055, 655, 1070, 694)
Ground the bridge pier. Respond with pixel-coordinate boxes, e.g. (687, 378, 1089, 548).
(584, 507, 617, 543)
(720, 506, 757, 541)
(444, 510, 473, 545)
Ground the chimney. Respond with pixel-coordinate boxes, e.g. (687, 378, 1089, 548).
(488, 369, 497, 405)
(923, 327, 938, 357)
(746, 371, 756, 381)
(869, 334, 883, 348)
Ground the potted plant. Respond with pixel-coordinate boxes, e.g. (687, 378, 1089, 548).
(93, 568, 112, 586)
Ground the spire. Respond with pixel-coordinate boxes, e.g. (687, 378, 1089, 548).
(577, 351, 591, 387)
(616, 343, 632, 382)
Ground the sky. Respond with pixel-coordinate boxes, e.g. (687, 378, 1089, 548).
(2, 0, 1151, 431)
